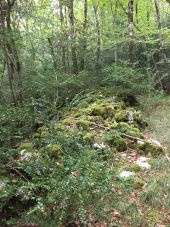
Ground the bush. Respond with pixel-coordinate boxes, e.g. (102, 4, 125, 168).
(102, 61, 159, 96)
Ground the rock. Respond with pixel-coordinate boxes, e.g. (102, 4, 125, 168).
(19, 142, 34, 152)
(149, 139, 161, 147)
(135, 157, 151, 170)
(119, 171, 135, 178)
(0, 182, 6, 190)
(20, 149, 32, 161)
(137, 141, 164, 157)
(138, 156, 149, 162)
(93, 142, 107, 149)
(104, 133, 127, 152)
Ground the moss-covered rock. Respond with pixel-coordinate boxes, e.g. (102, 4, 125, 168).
(36, 126, 50, 138)
(114, 110, 128, 122)
(19, 142, 34, 152)
(133, 177, 145, 189)
(46, 144, 63, 159)
(83, 132, 96, 143)
(131, 163, 142, 172)
(104, 133, 127, 152)
(90, 105, 114, 119)
(76, 119, 90, 130)
(128, 127, 143, 138)
(133, 111, 148, 128)
(145, 209, 162, 222)
(137, 142, 164, 157)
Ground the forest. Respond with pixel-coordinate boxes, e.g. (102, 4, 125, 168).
(0, 0, 170, 226)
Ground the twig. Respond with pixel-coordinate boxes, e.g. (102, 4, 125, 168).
(165, 153, 170, 163)
(8, 166, 30, 182)
(121, 133, 145, 142)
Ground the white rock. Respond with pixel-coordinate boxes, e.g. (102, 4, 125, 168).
(149, 139, 161, 147)
(0, 182, 6, 190)
(119, 171, 135, 178)
(135, 156, 151, 170)
(137, 140, 145, 145)
(136, 160, 151, 170)
(138, 156, 149, 162)
(93, 142, 106, 149)
(20, 149, 32, 161)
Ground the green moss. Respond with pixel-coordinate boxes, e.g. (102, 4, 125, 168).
(46, 144, 63, 159)
(131, 163, 141, 172)
(76, 119, 90, 130)
(133, 177, 145, 189)
(114, 110, 128, 122)
(62, 118, 76, 125)
(33, 133, 40, 138)
(137, 142, 164, 157)
(134, 111, 148, 128)
(104, 133, 127, 152)
(145, 209, 162, 222)
(19, 142, 34, 152)
(148, 159, 157, 167)
(90, 105, 114, 119)
(37, 126, 50, 138)
(40, 131, 50, 138)
(128, 127, 143, 138)
(83, 132, 96, 143)
(0, 165, 7, 176)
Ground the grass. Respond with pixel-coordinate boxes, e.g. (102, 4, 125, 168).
(143, 96, 170, 151)
(139, 95, 170, 224)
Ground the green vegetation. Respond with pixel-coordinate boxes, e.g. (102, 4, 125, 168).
(1, 0, 170, 226)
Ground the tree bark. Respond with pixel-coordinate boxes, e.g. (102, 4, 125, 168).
(69, 0, 78, 74)
(80, 0, 88, 70)
(93, 4, 101, 69)
(0, 0, 23, 104)
(154, 0, 166, 61)
(59, 0, 66, 71)
(128, 0, 134, 63)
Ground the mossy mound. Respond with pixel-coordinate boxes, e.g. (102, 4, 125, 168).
(19, 142, 34, 152)
(46, 144, 63, 159)
(57, 93, 148, 154)
(137, 142, 164, 157)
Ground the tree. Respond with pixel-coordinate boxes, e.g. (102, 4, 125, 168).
(0, 0, 23, 104)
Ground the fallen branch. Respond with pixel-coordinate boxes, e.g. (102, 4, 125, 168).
(8, 165, 30, 182)
(121, 133, 145, 143)
(165, 153, 170, 163)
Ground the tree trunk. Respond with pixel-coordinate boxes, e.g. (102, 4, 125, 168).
(110, 0, 118, 63)
(59, 0, 66, 71)
(154, 0, 166, 61)
(128, 0, 134, 63)
(93, 5, 101, 69)
(0, 0, 23, 104)
(80, 0, 88, 70)
(69, 0, 78, 74)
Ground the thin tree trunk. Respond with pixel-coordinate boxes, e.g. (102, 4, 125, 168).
(93, 5, 101, 69)
(128, 0, 134, 63)
(0, 0, 23, 104)
(80, 0, 88, 70)
(69, 0, 78, 74)
(135, 2, 138, 24)
(59, 0, 66, 71)
(110, 0, 118, 63)
(147, 0, 150, 26)
(154, 0, 166, 61)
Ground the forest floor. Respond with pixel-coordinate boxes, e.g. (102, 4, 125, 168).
(1, 93, 170, 227)
(125, 97, 170, 227)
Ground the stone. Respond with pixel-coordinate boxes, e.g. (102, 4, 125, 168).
(119, 171, 135, 178)
(136, 157, 151, 170)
